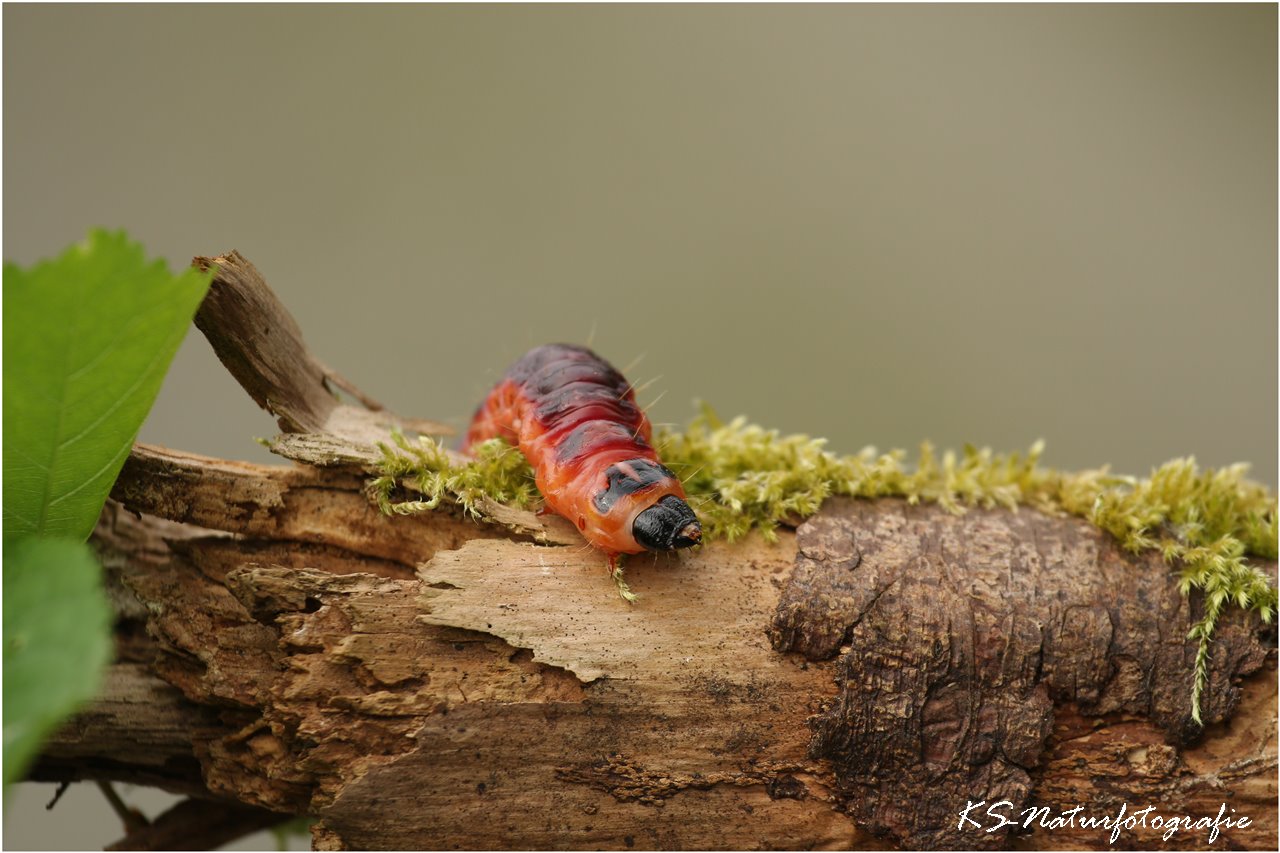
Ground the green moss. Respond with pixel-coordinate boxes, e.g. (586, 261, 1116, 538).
(368, 433, 539, 517)
(373, 406, 1277, 725)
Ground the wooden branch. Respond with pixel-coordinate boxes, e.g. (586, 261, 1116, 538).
(31, 662, 213, 798)
(73, 492, 1277, 850)
(191, 251, 450, 443)
(104, 797, 283, 852)
(40, 250, 1274, 850)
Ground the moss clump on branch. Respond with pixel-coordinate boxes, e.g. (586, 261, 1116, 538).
(368, 433, 538, 517)
(371, 406, 1277, 724)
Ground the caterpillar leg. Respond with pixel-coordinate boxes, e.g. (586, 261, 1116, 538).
(608, 554, 637, 604)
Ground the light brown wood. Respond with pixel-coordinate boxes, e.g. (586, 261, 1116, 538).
(33, 250, 1274, 850)
(61, 489, 1277, 850)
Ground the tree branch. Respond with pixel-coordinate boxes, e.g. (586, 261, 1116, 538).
(34, 250, 1273, 850)
(191, 251, 449, 443)
(105, 797, 283, 851)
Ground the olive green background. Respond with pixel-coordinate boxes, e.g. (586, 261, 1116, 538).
(3, 3, 1275, 848)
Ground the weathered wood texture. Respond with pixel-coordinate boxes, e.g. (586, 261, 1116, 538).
(38, 251, 1276, 850)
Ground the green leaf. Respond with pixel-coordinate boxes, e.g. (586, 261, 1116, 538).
(3, 537, 113, 784)
(3, 230, 212, 541)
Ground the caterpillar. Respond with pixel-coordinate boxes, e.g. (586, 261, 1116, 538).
(464, 344, 701, 568)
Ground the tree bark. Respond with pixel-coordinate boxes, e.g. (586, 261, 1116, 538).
(36, 251, 1276, 850)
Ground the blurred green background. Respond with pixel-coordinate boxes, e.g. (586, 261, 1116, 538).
(3, 3, 1275, 848)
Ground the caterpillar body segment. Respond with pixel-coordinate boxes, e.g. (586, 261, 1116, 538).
(464, 344, 701, 561)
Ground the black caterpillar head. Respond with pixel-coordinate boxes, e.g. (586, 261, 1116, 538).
(632, 495, 702, 551)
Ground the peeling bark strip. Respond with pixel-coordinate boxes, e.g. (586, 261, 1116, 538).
(110, 443, 504, 572)
(770, 498, 1275, 849)
(30, 249, 1274, 850)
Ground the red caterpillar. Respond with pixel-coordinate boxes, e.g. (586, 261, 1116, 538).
(464, 344, 701, 564)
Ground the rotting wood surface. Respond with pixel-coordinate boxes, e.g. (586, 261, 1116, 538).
(30, 251, 1275, 850)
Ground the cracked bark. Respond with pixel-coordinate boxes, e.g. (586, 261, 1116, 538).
(32, 250, 1277, 850)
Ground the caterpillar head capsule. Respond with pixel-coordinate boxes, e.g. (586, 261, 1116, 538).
(632, 495, 702, 552)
